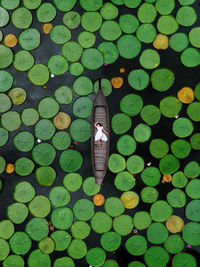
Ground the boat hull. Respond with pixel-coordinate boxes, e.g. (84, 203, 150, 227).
(91, 88, 110, 185)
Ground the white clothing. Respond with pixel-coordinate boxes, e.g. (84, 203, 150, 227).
(95, 126, 108, 142)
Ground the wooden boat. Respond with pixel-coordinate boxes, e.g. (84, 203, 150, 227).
(91, 79, 110, 185)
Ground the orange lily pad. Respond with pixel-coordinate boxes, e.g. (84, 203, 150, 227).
(153, 34, 169, 50)
(177, 87, 194, 104)
(166, 215, 184, 233)
(121, 191, 139, 209)
(42, 23, 53, 34)
(93, 193, 105, 206)
(4, 34, 18, 48)
(162, 174, 172, 183)
(111, 77, 123, 89)
(5, 163, 15, 174)
(120, 68, 125, 73)
(53, 112, 71, 130)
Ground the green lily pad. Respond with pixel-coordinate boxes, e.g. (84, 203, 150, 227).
(9, 232, 31, 255)
(182, 222, 200, 246)
(29, 195, 51, 218)
(108, 153, 126, 173)
(113, 214, 133, 236)
(137, 3, 157, 23)
(0, 238, 9, 261)
(116, 135, 136, 156)
(82, 177, 100, 196)
(13, 181, 35, 203)
(167, 189, 186, 208)
(172, 174, 186, 190)
(51, 231, 71, 251)
(28, 249, 51, 267)
(127, 155, 144, 174)
(51, 207, 73, 230)
(67, 239, 87, 259)
(7, 203, 29, 224)
(73, 198, 94, 221)
(36, 3, 56, 23)
(13, 131, 34, 152)
(111, 113, 132, 134)
(48, 55, 68, 75)
(181, 48, 200, 67)
(184, 161, 200, 178)
(141, 167, 161, 186)
(104, 197, 125, 217)
(119, 14, 139, 34)
(35, 166, 56, 186)
(53, 0, 77, 12)
(120, 93, 143, 116)
(91, 212, 112, 234)
(117, 35, 141, 59)
(128, 69, 150, 91)
(28, 64, 49, 85)
(159, 154, 180, 174)
(38, 237, 55, 255)
(139, 49, 160, 69)
(1, 0, 20, 10)
(73, 96, 93, 118)
(170, 32, 189, 52)
(147, 222, 168, 244)
(32, 143, 56, 165)
(157, 15, 179, 35)
(86, 247, 106, 266)
(73, 76, 93, 96)
(54, 85, 73, 104)
(164, 235, 184, 254)
(144, 246, 169, 267)
(0, 93, 12, 113)
(71, 221, 90, 240)
(25, 218, 49, 241)
(62, 41, 83, 62)
(81, 48, 103, 70)
(59, 149, 83, 172)
(150, 200, 173, 222)
(3, 255, 24, 267)
(133, 211, 152, 230)
(11, 7, 32, 29)
(50, 25, 71, 45)
(19, 28, 40, 51)
(149, 138, 169, 158)
(1, 111, 21, 132)
(172, 253, 197, 267)
(21, 108, 39, 126)
(15, 157, 35, 176)
(63, 173, 82, 192)
(63, 11, 80, 29)
(0, 220, 14, 240)
(100, 21, 121, 41)
(176, 6, 197, 27)
(100, 231, 121, 252)
(49, 186, 70, 207)
(173, 117, 194, 138)
(81, 11, 102, 32)
(186, 179, 200, 199)
(141, 187, 159, 203)
(13, 50, 34, 71)
(0, 70, 13, 92)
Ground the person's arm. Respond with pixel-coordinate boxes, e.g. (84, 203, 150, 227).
(102, 128, 108, 134)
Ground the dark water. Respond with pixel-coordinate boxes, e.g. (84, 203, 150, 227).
(1, 0, 200, 266)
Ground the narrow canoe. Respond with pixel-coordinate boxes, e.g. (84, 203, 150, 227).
(91, 80, 110, 185)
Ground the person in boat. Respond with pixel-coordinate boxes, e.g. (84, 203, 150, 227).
(94, 122, 108, 148)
